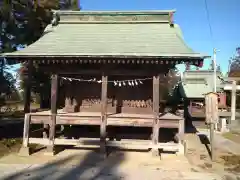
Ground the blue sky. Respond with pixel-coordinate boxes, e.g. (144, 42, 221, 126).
(80, 0, 240, 73)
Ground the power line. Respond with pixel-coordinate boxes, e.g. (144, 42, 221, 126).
(204, 0, 214, 47)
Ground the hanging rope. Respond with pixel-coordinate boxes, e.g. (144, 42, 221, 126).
(60, 76, 152, 87)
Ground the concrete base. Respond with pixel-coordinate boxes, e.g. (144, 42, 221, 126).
(18, 147, 30, 156)
(219, 118, 229, 133)
(151, 149, 159, 157)
(44, 146, 56, 156)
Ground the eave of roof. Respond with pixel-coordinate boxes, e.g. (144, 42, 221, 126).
(3, 53, 209, 59)
(180, 83, 212, 99)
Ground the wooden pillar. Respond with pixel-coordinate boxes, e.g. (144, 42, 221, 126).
(205, 92, 218, 161)
(177, 118, 185, 154)
(19, 61, 32, 156)
(23, 61, 32, 113)
(231, 80, 236, 123)
(46, 74, 58, 155)
(100, 73, 108, 157)
(189, 101, 193, 115)
(152, 75, 160, 156)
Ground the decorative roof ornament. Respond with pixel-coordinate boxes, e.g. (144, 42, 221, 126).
(169, 12, 174, 27)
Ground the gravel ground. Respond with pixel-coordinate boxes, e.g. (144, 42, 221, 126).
(0, 151, 223, 180)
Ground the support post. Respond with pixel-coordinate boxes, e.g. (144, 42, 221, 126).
(19, 114, 31, 156)
(177, 118, 185, 155)
(100, 73, 108, 157)
(152, 75, 160, 156)
(23, 61, 32, 113)
(46, 74, 58, 156)
(19, 61, 32, 156)
(231, 80, 236, 123)
(43, 124, 49, 138)
(210, 122, 215, 161)
(205, 92, 218, 161)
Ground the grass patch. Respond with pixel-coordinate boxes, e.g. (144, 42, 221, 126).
(223, 132, 240, 144)
(221, 154, 240, 173)
(0, 111, 25, 118)
(0, 138, 22, 158)
(0, 138, 42, 158)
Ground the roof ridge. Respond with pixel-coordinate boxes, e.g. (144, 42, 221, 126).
(54, 10, 175, 24)
(55, 10, 176, 15)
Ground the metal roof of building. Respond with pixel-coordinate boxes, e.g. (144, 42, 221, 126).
(4, 10, 208, 59)
(179, 70, 224, 99)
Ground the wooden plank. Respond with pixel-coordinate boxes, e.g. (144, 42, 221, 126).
(205, 93, 219, 124)
(152, 75, 160, 156)
(57, 118, 101, 125)
(47, 74, 58, 155)
(30, 115, 154, 127)
(29, 111, 181, 128)
(31, 117, 51, 124)
(29, 110, 156, 118)
(158, 120, 179, 128)
(107, 119, 153, 127)
(100, 73, 108, 156)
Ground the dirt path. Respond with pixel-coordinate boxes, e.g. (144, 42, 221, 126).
(0, 127, 240, 179)
(0, 149, 223, 180)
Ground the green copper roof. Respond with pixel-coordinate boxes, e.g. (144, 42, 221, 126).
(180, 70, 224, 99)
(4, 10, 208, 59)
(180, 83, 212, 99)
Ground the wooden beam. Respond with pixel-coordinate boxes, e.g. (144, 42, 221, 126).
(47, 74, 59, 155)
(28, 138, 180, 151)
(152, 75, 160, 156)
(40, 66, 170, 77)
(100, 73, 108, 157)
(223, 85, 240, 90)
(23, 61, 33, 113)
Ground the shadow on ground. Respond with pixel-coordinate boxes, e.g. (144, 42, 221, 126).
(198, 134, 211, 158)
(2, 149, 125, 180)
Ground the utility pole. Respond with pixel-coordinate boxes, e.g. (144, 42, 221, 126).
(213, 48, 217, 93)
(213, 48, 220, 131)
